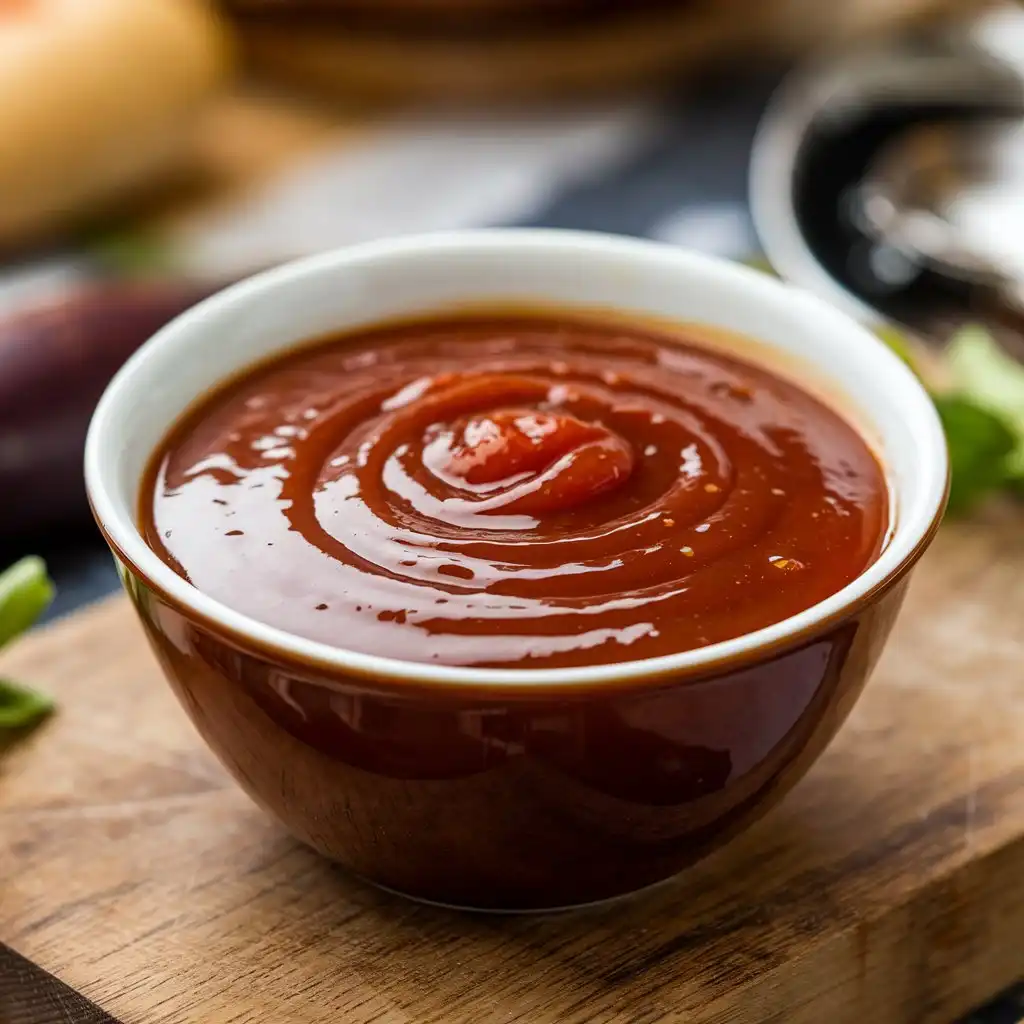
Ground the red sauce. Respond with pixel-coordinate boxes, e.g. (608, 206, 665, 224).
(142, 313, 889, 669)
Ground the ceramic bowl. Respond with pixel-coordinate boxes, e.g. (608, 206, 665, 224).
(85, 230, 948, 910)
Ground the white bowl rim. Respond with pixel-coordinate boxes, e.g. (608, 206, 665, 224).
(85, 228, 948, 690)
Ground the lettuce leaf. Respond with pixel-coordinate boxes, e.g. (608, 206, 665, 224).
(947, 325, 1024, 480)
(0, 558, 55, 735)
(933, 394, 1019, 516)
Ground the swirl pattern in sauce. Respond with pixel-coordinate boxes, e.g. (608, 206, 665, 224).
(143, 314, 889, 669)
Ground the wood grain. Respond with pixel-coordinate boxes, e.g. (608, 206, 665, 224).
(2, 513, 1024, 1024)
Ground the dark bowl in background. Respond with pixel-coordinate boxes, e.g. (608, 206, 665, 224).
(749, 11, 1024, 335)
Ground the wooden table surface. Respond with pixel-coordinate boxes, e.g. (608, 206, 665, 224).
(2, 63, 1023, 1023)
(1, 508, 1024, 1023)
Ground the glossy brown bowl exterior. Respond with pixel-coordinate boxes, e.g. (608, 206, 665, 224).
(115, 551, 914, 911)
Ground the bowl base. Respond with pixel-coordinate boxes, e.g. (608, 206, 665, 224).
(358, 869, 680, 915)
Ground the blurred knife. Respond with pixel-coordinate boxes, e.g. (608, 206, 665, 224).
(0, 943, 121, 1024)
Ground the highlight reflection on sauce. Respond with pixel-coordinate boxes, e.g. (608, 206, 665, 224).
(143, 314, 889, 669)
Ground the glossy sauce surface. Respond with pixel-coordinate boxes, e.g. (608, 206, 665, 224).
(142, 313, 889, 669)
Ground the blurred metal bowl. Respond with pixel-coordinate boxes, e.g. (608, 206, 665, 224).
(749, 6, 1024, 331)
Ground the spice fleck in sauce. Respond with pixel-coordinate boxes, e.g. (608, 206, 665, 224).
(142, 314, 889, 669)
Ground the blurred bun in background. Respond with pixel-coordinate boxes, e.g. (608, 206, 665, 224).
(0, 0, 232, 250)
(221, 0, 991, 104)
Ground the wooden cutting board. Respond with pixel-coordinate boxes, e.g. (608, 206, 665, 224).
(2, 512, 1024, 1024)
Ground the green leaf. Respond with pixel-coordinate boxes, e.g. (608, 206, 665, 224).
(947, 325, 1024, 477)
(0, 679, 54, 731)
(933, 394, 1018, 515)
(0, 557, 55, 650)
(0, 558, 55, 739)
